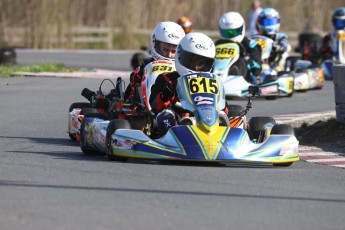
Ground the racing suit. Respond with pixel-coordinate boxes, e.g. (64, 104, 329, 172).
(267, 32, 290, 69)
(214, 36, 262, 84)
(149, 71, 180, 136)
(319, 31, 344, 63)
(124, 56, 154, 101)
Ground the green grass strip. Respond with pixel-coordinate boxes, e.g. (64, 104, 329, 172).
(0, 63, 75, 77)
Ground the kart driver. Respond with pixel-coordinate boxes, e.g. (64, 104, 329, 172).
(256, 8, 290, 69)
(149, 32, 217, 136)
(319, 7, 345, 62)
(216, 12, 262, 84)
(124, 21, 185, 101)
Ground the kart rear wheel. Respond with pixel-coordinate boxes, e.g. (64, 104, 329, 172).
(68, 102, 92, 112)
(68, 133, 77, 141)
(79, 108, 98, 116)
(226, 104, 244, 118)
(80, 113, 109, 155)
(265, 95, 278, 100)
(106, 119, 131, 162)
(271, 124, 295, 135)
(247, 117, 276, 143)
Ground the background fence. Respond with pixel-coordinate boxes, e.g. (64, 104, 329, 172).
(0, 0, 343, 50)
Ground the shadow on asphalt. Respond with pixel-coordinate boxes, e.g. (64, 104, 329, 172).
(1, 179, 345, 203)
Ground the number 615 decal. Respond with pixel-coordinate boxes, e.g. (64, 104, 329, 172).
(188, 77, 219, 94)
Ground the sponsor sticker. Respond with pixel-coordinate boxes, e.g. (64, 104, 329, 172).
(260, 84, 278, 95)
(113, 139, 135, 150)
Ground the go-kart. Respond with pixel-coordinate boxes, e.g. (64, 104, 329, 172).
(212, 40, 253, 97)
(289, 59, 324, 91)
(321, 30, 345, 80)
(213, 36, 294, 100)
(79, 60, 176, 154)
(67, 78, 123, 141)
(252, 35, 294, 99)
(103, 72, 299, 166)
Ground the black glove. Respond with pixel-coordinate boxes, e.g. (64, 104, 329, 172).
(160, 83, 175, 102)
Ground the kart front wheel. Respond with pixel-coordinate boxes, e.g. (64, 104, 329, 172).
(247, 116, 276, 143)
(273, 162, 293, 167)
(271, 124, 295, 135)
(80, 113, 109, 155)
(106, 119, 131, 162)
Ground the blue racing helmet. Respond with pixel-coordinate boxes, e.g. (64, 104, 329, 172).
(256, 8, 280, 36)
(332, 7, 345, 30)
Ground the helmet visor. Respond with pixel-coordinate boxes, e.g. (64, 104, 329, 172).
(259, 17, 280, 26)
(220, 26, 243, 39)
(178, 48, 214, 72)
(333, 19, 345, 30)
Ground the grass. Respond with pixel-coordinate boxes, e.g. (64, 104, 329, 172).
(0, 63, 75, 77)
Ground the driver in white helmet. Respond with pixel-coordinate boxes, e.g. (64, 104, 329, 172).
(149, 32, 217, 136)
(124, 21, 185, 100)
(216, 12, 262, 84)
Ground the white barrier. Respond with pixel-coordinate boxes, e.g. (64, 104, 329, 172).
(333, 64, 345, 123)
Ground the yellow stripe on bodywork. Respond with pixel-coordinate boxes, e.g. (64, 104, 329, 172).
(250, 153, 300, 163)
(188, 126, 230, 160)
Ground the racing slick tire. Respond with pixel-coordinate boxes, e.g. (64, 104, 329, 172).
(271, 124, 295, 135)
(247, 116, 276, 143)
(271, 124, 295, 167)
(226, 104, 245, 118)
(68, 102, 92, 113)
(106, 119, 131, 162)
(79, 108, 98, 115)
(80, 113, 110, 155)
(226, 104, 245, 128)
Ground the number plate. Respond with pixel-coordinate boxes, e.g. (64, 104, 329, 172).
(188, 77, 219, 94)
(260, 84, 278, 95)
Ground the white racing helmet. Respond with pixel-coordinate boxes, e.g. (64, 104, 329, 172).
(219, 12, 245, 43)
(175, 32, 215, 76)
(150, 21, 185, 61)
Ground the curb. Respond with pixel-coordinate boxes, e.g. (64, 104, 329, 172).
(274, 110, 336, 128)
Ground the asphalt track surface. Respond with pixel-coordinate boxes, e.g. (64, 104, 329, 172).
(0, 75, 344, 230)
(0, 50, 343, 229)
